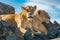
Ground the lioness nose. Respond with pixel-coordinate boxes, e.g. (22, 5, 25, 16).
(29, 12, 31, 13)
(30, 13, 32, 15)
(48, 16, 50, 19)
(49, 17, 50, 19)
(30, 14, 32, 15)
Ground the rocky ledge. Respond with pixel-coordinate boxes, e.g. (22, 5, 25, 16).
(0, 21, 60, 40)
(0, 2, 15, 15)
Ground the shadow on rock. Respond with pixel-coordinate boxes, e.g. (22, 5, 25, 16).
(42, 22, 59, 39)
(0, 21, 24, 40)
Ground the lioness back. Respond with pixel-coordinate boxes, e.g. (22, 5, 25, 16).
(0, 14, 17, 26)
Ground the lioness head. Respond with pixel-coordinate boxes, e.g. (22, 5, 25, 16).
(22, 5, 36, 20)
(37, 10, 50, 23)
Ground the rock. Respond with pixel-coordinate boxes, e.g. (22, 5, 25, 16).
(32, 36, 42, 40)
(57, 30, 60, 38)
(34, 34, 48, 40)
(54, 21, 60, 30)
(6, 31, 17, 40)
(23, 29, 43, 40)
(0, 21, 24, 40)
(50, 38, 60, 40)
(23, 29, 33, 40)
(42, 22, 58, 39)
(47, 28, 58, 39)
(0, 2, 15, 15)
(54, 21, 59, 26)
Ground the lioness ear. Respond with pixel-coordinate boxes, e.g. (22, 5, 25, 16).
(38, 10, 41, 15)
(34, 5, 36, 9)
(21, 7, 26, 10)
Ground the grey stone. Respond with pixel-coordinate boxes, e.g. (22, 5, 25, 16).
(6, 31, 17, 40)
(42, 22, 58, 39)
(0, 2, 15, 15)
(0, 21, 24, 40)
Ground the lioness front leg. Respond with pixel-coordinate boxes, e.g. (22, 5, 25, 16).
(39, 23, 48, 35)
(17, 23, 27, 35)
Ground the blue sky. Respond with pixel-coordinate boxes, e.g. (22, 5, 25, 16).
(0, 0, 60, 24)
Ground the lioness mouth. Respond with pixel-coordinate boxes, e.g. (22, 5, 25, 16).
(27, 16, 33, 20)
(28, 15, 33, 18)
(28, 16, 33, 18)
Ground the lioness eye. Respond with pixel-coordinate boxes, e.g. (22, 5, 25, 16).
(27, 10, 30, 12)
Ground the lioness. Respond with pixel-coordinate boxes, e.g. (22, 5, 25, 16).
(19, 5, 37, 34)
(0, 5, 36, 35)
(33, 10, 50, 35)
